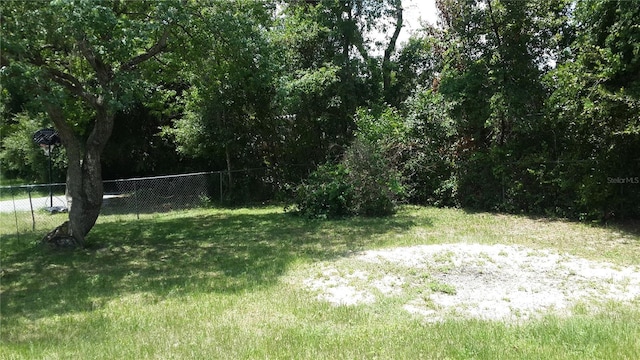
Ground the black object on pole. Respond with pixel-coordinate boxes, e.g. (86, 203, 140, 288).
(33, 128, 63, 211)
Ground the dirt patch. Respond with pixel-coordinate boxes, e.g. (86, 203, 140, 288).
(300, 244, 640, 322)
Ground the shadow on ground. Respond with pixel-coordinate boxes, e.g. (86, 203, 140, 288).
(461, 207, 640, 239)
(0, 209, 419, 323)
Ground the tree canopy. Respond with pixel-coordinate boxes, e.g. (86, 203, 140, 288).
(2, 0, 191, 245)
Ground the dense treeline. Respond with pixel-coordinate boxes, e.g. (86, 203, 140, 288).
(1, 0, 639, 224)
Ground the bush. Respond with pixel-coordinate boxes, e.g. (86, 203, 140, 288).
(455, 151, 503, 211)
(290, 163, 353, 219)
(290, 106, 408, 219)
(290, 140, 406, 219)
(343, 139, 405, 216)
(402, 89, 458, 207)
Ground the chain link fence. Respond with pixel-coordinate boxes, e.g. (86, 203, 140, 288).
(0, 182, 68, 236)
(0, 168, 279, 238)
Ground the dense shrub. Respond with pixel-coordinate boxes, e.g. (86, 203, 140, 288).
(290, 163, 353, 218)
(343, 139, 405, 217)
(291, 140, 406, 219)
(455, 151, 503, 211)
(290, 107, 407, 219)
(402, 89, 458, 206)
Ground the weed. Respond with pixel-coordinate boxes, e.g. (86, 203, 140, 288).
(428, 281, 457, 295)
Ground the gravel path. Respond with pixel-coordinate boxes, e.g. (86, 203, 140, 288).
(300, 244, 640, 322)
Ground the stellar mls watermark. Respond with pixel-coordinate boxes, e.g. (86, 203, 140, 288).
(607, 176, 639, 184)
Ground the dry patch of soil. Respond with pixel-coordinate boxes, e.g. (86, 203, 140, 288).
(299, 244, 640, 322)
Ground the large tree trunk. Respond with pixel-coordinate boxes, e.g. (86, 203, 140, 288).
(65, 141, 106, 246)
(382, 0, 403, 101)
(44, 104, 114, 248)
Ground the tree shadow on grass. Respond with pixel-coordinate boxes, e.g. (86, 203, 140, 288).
(461, 206, 640, 240)
(606, 219, 640, 238)
(0, 208, 420, 325)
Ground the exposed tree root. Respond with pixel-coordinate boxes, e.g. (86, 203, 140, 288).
(41, 221, 81, 249)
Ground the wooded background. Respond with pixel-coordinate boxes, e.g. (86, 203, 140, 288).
(2, 0, 639, 221)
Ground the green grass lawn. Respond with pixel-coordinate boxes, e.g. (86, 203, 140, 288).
(1, 206, 640, 359)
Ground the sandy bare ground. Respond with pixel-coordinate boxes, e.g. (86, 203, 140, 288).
(298, 244, 640, 322)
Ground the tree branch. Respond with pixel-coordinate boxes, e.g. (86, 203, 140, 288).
(383, 0, 403, 62)
(486, 0, 502, 48)
(46, 67, 100, 108)
(44, 102, 76, 148)
(77, 36, 113, 85)
(120, 28, 170, 72)
(28, 50, 100, 108)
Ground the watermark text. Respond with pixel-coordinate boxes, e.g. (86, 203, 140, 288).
(608, 177, 639, 184)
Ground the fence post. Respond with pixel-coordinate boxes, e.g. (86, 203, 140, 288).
(134, 180, 140, 220)
(219, 171, 223, 203)
(11, 187, 21, 240)
(27, 187, 35, 231)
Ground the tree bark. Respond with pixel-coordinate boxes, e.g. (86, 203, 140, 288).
(45, 103, 115, 248)
(383, 0, 403, 100)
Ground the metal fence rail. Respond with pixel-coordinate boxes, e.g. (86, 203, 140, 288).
(0, 168, 277, 238)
